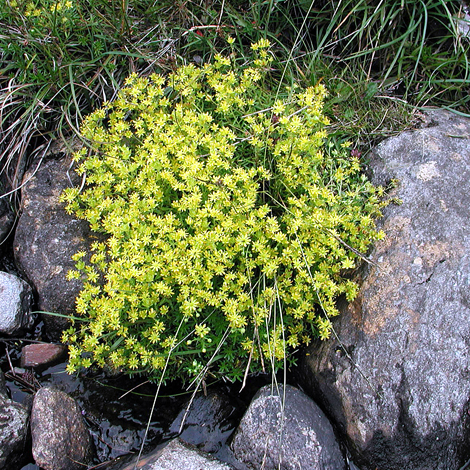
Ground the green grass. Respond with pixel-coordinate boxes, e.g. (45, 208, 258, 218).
(299, 0, 469, 106)
(1, 0, 467, 181)
(1, 0, 468, 208)
(0, 0, 172, 199)
(2, 1, 467, 458)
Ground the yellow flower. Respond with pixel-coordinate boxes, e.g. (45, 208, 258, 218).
(52, 1, 62, 11)
(251, 38, 271, 50)
(195, 323, 210, 338)
(272, 100, 285, 115)
(60, 42, 386, 383)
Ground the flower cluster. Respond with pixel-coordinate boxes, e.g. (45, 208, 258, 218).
(61, 40, 386, 384)
(14, 0, 76, 25)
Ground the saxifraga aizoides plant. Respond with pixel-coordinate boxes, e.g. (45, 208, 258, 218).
(60, 39, 387, 386)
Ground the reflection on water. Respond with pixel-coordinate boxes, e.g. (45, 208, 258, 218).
(5, 352, 264, 470)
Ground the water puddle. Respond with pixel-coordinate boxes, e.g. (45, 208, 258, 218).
(2, 337, 270, 470)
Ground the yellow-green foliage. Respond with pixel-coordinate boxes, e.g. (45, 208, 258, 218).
(10, 0, 77, 31)
(61, 40, 386, 383)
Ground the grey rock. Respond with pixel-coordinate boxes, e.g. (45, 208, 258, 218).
(13, 155, 100, 340)
(169, 390, 239, 453)
(31, 386, 94, 470)
(231, 384, 345, 470)
(299, 110, 470, 470)
(0, 271, 34, 335)
(0, 371, 30, 469)
(98, 422, 142, 460)
(105, 438, 235, 470)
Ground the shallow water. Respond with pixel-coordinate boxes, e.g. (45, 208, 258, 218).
(3, 333, 361, 470)
(3, 336, 268, 470)
(3, 339, 181, 468)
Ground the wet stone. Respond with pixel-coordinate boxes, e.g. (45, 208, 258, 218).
(0, 195, 14, 246)
(31, 386, 94, 470)
(99, 422, 142, 459)
(0, 271, 34, 335)
(0, 371, 30, 469)
(21, 343, 67, 369)
(169, 390, 240, 453)
(231, 384, 346, 470)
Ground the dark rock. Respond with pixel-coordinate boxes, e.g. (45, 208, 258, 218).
(0, 370, 30, 469)
(13, 155, 101, 340)
(169, 390, 239, 453)
(105, 438, 235, 470)
(98, 422, 142, 459)
(21, 343, 67, 369)
(298, 110, 470, 470)
(231, 384, 345, 470)
(31, 386, 94, 470)
(0, 195, 14, 246)
(0, 370, 5, 394)
(0, 271, 34, 335)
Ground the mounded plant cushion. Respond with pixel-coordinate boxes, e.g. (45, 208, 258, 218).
(61, 40, 386, 385)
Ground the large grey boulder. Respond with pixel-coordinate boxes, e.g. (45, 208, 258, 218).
(0, 371, 30, 469)
(299, 110, 470, 470)
(13, 154, 98, 339)
(31, 386, 94, 470)
(231, 384, 345, 470)
(0, 271, 34, 334)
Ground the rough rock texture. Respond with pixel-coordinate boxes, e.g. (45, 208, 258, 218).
(0, 271, 34, 334)
(169, 390, 240, 453)
(13, 155, 99, 339)
(31, 386, 94, 470)
(231, 384, 345, 470)
(106, 438, 235, 470)
(299, 110, 470, 470)
(21, 343, 67, 369)
(0, 371, 30, 469)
